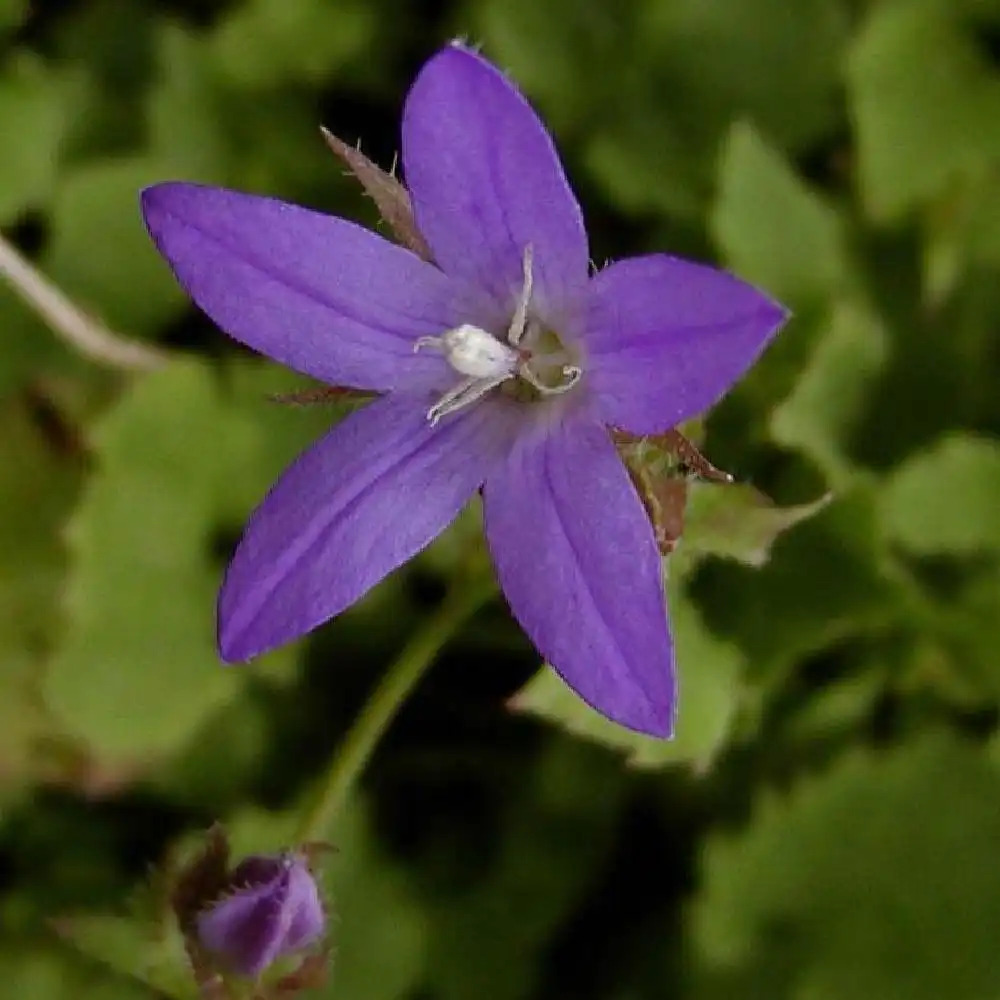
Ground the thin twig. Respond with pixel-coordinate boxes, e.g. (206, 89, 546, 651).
(0, 230, 169, 372)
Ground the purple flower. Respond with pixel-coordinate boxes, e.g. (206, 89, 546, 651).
(197, 852, 325, 979)
(141, 45, 786, 737)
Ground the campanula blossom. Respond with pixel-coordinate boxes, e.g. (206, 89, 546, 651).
(196, 852, 325, 979)
(141, 44, 786, 737)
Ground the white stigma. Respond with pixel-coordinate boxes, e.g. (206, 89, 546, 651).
(415, 324, 519, 380)
(414, 244, 581, 426)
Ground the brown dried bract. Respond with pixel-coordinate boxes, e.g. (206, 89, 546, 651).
(629, 464, 689, 556)
(321, 127, 434, 263)
(261, 948, 331, 999)
(614, 428, 737, 555)
(171, 823, 231, 935)
(613, 428, 734, 484)
(266, 386, 375, 407)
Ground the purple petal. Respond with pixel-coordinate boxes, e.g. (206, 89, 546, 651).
(219, 392, 517, 661)
(197, 853, 324, 978)
(280, 862, 325, 953)
(402, 45, 588, 319)
(483, 416, 675, 736)
(141, 182, 470, 392)
(584, 255, 788, 434)
(198, 867, 291, 977)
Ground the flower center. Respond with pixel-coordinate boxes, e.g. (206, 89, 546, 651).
(413, 245, 582, 425)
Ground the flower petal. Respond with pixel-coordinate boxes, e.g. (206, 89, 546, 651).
(219, 392, 515, 661)
(141, 182, 468, 392)
(584, 255, 788, 434)
(280, 862, 325, 953)
(402, 45, 589, 317)
(197, 870, 291, 977)
(483, 416, 675, 736)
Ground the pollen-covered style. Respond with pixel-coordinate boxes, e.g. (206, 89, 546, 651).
(141, 44, 786, 737)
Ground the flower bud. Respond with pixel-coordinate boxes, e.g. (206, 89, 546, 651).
(196, 851, 325, 979)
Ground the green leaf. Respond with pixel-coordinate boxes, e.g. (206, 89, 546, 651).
(692, 735, 1000, 1000)
(682, 482, 832, 568)
(698, 489, 907, 682)
(771, 302, 888, 488)
(209, 0, 375, 88)
(0, 0, 27, 32)
(581, 96, 715, 220)
(513, 580, 743, 771)
(896, 566, 1000, 710)
(880, 434, 1000, 556)
(146, 25, 231, 182)
(0, 947, 153, 1000)
(848, 0, 1000, 220)
(478, 0, 848, 221)
(643, 0, 850, 152)
(216, 360, 353, 525)
(322, 804, 425, 1000)
(0, 56, 69, 222)
(0, 397, 81, 791)
(53, 900, 191, 1000)
(474, 0, 632, 133)
(44, 156, 188, 337)
(712, 122, 848, 304)
(44, 360, 277, 764)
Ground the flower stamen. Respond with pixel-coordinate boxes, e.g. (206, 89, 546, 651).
(519, 361, 582, 396)
(507, 243, 534, 347)
(426, 370, 515, 425)
(417, 243, 582, 422)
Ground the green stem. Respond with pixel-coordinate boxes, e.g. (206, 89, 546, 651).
(295, 577, 495, 842)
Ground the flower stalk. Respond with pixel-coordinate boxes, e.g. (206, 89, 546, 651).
(295, 575, 496, 842)
(0, 230, 168, 372)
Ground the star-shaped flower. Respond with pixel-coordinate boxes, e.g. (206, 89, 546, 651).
(141, 44, 786, 737)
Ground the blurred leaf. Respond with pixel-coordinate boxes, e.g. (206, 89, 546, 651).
(214, 360, 357, 529)
(323, 803, 426, 1000)
(478, 0, 847, 221)
(881, 434, 1000, 555)
(771, 302, 888, 488)
(781, 670, 884, 745)
(0, 0, 27, 32)
(514, 580, 743, 771)
(473, 0, 634, 133)
(697, 489, 906, 681)
(0, 396, 81, 790)
(643, 0, 849, 153)
(153, 684, 271, 810)
(692, 735, 1000, 1000)
(952, 171, 1000, 269)
(422, 740, 624, 1000)
(209, 0, 375, 88)
(45, 156, 188, 338)
(848, 0, 1000, 220)
(147, 25, 230, 182)
(0, 947, 153, 1000)
(0, 56, 69, 222)
(937, 565, 1000, 700)
(583, 110, 712, 220)
(682, 483, 832, 568)
(44, 360, 273, 764)
(712, 121, 848, 304)
(53, 900, 191, 1000)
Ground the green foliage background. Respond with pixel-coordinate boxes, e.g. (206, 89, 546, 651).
(2, 0, 1000, 997)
